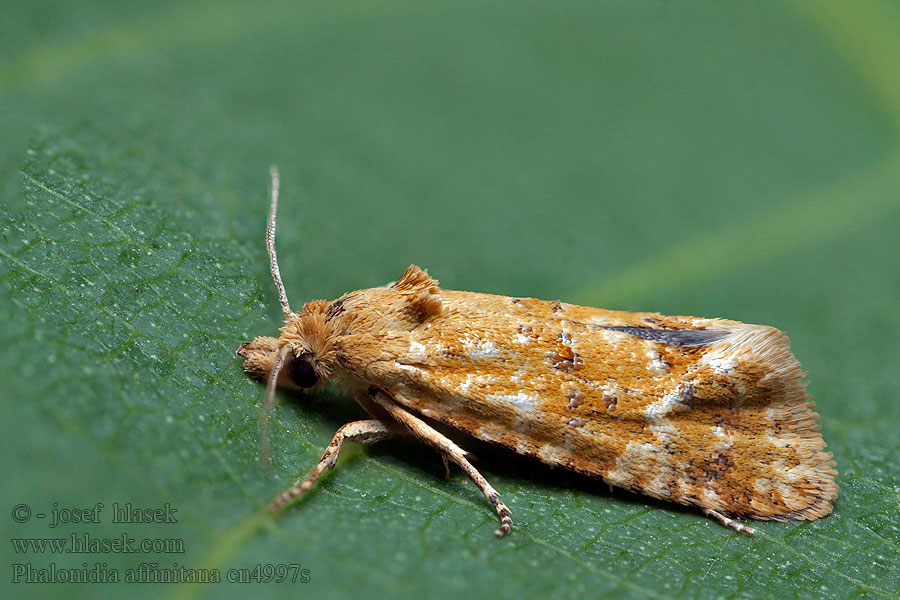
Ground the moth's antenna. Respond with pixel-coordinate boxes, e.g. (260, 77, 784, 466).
(267, 166, 292, 319)
(259, 345, 290, 468)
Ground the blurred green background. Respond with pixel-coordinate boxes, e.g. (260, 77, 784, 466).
(2, 1, 899, 599)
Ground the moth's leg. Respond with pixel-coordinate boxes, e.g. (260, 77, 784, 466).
(268, 420, 394, 513)
(369, 390, 513, 537)
(702, 508, 756, 536)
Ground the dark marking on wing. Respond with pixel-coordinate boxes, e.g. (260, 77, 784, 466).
(603, 326, 729, 347)
(326, 294, 355, 319)
(676, 383, 696, 409)
(602, 393, 618, 411)
(547, 347, 581, 372)
(567, 390, 585, 408)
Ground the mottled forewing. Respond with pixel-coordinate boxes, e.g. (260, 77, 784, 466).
(379, 291, 836, 521)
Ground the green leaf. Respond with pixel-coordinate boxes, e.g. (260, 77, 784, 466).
(3, 1, 899, 599)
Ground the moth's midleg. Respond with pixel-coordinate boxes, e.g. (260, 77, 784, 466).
(268, 419, 394, 513)
(702, 508, 756, 536)
(370, 391, 514, 537)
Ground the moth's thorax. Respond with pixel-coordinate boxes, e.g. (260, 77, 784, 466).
(274, 266, 447, 385)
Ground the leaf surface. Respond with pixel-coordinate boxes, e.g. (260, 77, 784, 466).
(2, 2, 899, 599)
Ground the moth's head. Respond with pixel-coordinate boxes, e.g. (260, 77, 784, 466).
(236, 300, 338, 390)
(238, 302, 339, 468)
(240, 166, 348, 467)
(236, 337, 323, 390)
(237, 300, 341, 468)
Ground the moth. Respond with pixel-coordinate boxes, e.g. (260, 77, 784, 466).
(238, 167, 838, 537)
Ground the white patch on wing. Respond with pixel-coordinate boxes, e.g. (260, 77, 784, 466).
(644, 384, 691, 420)
(395, 364, 425, 375)
(473, 425, 487, 439)
(537, 444, 564, 464)
(462, 338, 501, 360)
(754, 465, 803, 510)
(607, 422, 685, 498)
(601, 330, 622, 344)
(515, 333, 531, 344)
(408, 341, 428, 360)
(701, 488, 722, 507)
(486, 391, 539, 411)
(645, 348, 671, 377)
(650, 421, 679, 441)
(702, 356, 739, 374)
(606, 442, 659, 488)
(600, 383, 621, 396)
(754, 478, 773, 493)
(714, 438, 734, 454)
(644, 393, 680, 420)
(586, 315, 615, 326)
(457, 373, 497, 393)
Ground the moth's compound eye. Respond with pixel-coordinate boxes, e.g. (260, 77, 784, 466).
(289, 357, 318, 388)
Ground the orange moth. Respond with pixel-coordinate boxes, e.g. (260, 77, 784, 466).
(238, 167, 837, 537)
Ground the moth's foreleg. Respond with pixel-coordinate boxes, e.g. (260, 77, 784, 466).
(268, 419, 394, 513)
(370, 391, 514, 538)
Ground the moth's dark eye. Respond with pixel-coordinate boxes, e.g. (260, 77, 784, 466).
(288, 357, 318, 388)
